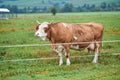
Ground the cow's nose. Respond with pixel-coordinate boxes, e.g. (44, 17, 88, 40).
(35, 33, 39, 37)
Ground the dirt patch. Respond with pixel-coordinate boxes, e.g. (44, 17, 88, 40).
(105, 30, 120, 34)
(0, 22, 13, 25)
(9, 17, 28, 20)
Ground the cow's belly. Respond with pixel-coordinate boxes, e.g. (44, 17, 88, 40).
(70, 46, 85, 51)
(70, 43, 95, 51)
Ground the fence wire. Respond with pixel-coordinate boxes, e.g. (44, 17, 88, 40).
(0, 40, 120, 63)
(0, 40, 120, 48)
(0, 53, 120, 63)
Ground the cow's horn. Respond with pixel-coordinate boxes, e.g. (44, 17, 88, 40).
(36, 20, 40, 24)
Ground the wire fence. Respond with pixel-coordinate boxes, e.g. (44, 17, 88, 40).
(0, 40, 120, 48)
(0, 53, 120, 63)
(0, 40, 120, 63)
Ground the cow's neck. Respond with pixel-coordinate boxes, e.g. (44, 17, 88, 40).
(47, 26, 52, 41)
(49, 28, 52, 41)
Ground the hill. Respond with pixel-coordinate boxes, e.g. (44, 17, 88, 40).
(0, 0, 120, 13)
(0, 0, 119, 8)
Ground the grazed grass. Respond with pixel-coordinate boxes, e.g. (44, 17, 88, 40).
(0, 12, 120, 80)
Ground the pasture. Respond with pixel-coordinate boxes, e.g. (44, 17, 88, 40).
(0, 12, 120, 80)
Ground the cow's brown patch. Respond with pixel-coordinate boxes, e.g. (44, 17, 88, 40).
(34, 23, 40, 30)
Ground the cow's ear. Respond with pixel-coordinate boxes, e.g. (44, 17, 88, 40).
(35, 23, 40, 30)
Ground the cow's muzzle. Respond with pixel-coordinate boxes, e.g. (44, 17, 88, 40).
(35, 33, 39, 37)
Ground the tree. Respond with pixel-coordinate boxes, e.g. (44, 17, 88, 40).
(32, 6, 38, 13)
(51, 7, 57, 16)
(100, 2, 107, 10)
(61, 3, 74, 12)
(11, 5, 18, 13)
(23, 7, 27, 13)
(76, 6, 83, 12)
(90, 4, 96, 11)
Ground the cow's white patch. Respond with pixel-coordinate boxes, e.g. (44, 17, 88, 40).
(71, 45, 79, 49)
(59, 56, 63, 66)
(66, 58, 70, 65)
(88, 42, 94, 50)
(62, 23, 67, 28)
(92, 43, 99, 63)
(92, 52, 98, 63)
(58, 45, 64, 65)
(52, 45, 64, 65)
(35, 22, 49, 40)
(63, 50, 70, 65)
(58, 50, 63, 66)
(73, 36, 78, 40)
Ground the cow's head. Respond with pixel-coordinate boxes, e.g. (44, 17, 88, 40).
(35, 21, 50, 40)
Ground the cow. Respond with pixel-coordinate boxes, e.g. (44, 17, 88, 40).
(35, 21, 104, 65)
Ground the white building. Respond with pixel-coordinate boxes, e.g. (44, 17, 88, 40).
(0, 8, 10, 19)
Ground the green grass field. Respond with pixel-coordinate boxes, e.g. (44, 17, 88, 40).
(0, 12, 120, 80)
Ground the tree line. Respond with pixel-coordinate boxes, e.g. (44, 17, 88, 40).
(0, 2, 120, 13)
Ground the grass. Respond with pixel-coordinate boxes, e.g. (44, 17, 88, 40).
(0, 12, 120, 80)
(0, 56, 120, 80)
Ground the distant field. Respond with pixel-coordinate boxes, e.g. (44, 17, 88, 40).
(0, 12, 120, 80)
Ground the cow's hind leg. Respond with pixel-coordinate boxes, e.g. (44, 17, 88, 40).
(64, 46, 71, 65)
(92, 43, 100, 63)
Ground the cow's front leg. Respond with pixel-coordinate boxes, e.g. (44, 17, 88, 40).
(53, 45, 64, 65)
(53, 49, 63, 65)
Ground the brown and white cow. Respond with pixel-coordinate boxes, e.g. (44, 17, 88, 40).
(35, 21, 104, 65)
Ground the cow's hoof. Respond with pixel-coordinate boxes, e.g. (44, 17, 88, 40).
(92, 61, 97, 63)
(59, 63, 63, 66)
(66, 64, 70, 66)
(66, 62, 70, 65)
(59, 64, 62, 66)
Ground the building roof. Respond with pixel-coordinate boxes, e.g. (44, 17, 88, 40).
(0, 8, 10, 12)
